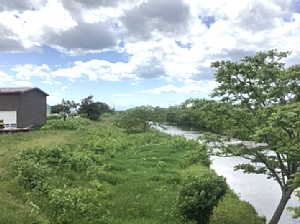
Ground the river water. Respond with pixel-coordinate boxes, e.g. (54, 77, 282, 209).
(162, 125, 300, 224)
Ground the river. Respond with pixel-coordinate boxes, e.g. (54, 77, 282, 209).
(162, 125, 300, 224)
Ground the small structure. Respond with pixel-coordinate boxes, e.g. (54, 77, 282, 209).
(0, 87, 49, 128)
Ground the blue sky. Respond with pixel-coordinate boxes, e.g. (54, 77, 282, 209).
(0, 0, 300, 110)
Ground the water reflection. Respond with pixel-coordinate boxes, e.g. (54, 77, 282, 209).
(162, 125, 300, 224)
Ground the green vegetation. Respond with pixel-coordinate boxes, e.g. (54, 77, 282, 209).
(159, 50, 300, 224)
(50, 95, 113, 121)
(78, 95, 113, 120)
(162, 98, 232, 134)
(175, 172, 227, 224)
(200, 49, 300, 224)
(0, 117, 264, 224)
(51, 99, 78, 121)
(115, 105, 165, 133)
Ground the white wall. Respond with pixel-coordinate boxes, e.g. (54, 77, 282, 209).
(0, 111, 17, 128)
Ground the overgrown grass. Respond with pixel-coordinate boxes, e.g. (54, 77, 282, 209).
(41, 117, 91, 130)
(0, 118, 265, 224)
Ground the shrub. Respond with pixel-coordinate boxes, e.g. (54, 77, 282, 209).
(41, 117, 91, 130)
(100, 113, 112, 118)
(47, 115, 64, 120)
(49, 182, 110, 224)
(170, 135, 211, 167)
(174, 170, 227, 224)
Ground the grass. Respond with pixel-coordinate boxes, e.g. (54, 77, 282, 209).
(0, 130, 76, 224)
(0, 118, 265, 224)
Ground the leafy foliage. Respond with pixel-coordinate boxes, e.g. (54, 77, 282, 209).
(41, 117, 91, 130)
(51, 99, 78, 121)
(1, 118, 264, 224)
(201, 49, 300, 224)
(49, 183, 110, 224)
(116, 106, 165, 133)
(78, 95, 113, 120)
(174, 170, 227, 224)
(211, 190, 266, 224)
(163, 98, 231, 134)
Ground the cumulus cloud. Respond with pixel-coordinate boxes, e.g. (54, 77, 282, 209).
(0, 0, 47, 11)
(62, 86, 68, 91)
(0, 0, 300, 102)
(44, 22, 118, 54)
(42, 80, 53, 85)
(0, 25, 25, 52)
(0, 71, 14, 81)
(11, 64, 50, 80)
(120, 0, 191, 42)
(12, 80, 32, 86)
(142, 82, 218, 94)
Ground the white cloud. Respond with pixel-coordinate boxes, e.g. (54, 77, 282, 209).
(12, 80, 32, 86)
(0, 0, 299, 109)
(142, 81, 218, 94)
(42, 80, 53, 85)
(62, 86, 68, 91)
(11, 64, 50, 80)
(0, 71, 13, 81)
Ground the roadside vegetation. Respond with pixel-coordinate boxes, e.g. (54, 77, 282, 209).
(0, 116, 265, 224)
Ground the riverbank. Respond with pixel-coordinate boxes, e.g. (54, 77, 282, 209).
(0, 118, 265, 223)
(162, 125, 300, 224)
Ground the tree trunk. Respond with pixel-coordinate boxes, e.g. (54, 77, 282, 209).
(269, 187, 294, 224)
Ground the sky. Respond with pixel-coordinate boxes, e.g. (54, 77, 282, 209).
(0, 0, 300, 110)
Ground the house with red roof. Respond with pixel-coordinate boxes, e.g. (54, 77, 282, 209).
(0, 87, 49, 128)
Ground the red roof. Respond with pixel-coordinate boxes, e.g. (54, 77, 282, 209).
(0, 87, 49, 96)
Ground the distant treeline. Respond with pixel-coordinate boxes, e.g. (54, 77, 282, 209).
(159, 98, 232, 135)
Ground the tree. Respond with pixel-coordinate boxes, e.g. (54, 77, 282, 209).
(78, 95, 112, 121)
(50, 104, 63, 114)
(116, 106, 163, 133)
(202, 49, 300, 224)
(50, 99, 78, 121)
(175, 170, 227, 224)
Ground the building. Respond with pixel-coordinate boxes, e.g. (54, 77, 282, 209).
(0, 87, 49, 128)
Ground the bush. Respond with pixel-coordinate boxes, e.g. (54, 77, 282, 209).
(41, 117, 91, 130)
(174, 170, 227, 224)
(211, 190, 266, 224)
(49, 183, 110, 224)
(47, 115, 64, 120)
(100, 113, 112, 118)
(116, 106, 162, 133)
(170, 135, 211, 167)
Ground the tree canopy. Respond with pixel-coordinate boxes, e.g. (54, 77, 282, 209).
(50, 99, 78, 121)
(201, 49, 300, 224)
(116, 106, 165, 133)
(78, 95, 113, 121)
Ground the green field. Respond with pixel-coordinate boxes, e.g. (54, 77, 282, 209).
(0, 117, 265, 224)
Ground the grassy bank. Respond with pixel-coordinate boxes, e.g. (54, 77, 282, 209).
(0, 117, 265, 223)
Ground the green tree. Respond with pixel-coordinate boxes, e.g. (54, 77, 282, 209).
(78, 95, 112, 121)
(117, 106, 163, 133)
(50, 104, 63, 114)
(175, 170, 227, 224)
(50, 99, 78, 121)
(202, 49, 300, 224)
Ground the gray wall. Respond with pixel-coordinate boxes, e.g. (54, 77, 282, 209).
(0, 94, 20, 111)
(0, 90, 47, 128)
(18, 90, 47, 128)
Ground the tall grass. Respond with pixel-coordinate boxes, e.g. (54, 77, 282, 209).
(0, 118, 265, 224)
